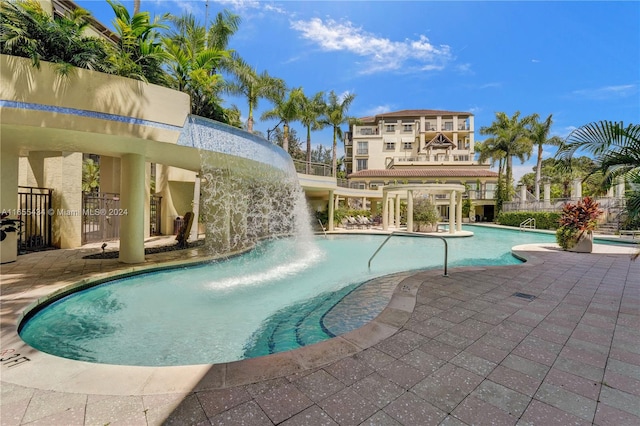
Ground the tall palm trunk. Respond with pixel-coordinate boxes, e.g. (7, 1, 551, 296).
(535, 143, 543, 200)
(332, 129, 338, 178)
(306, 126, 311, 174)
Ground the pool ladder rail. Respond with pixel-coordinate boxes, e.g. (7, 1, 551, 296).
(368, 230, 449, 277)
(520, 217, 536, 231)
(317, 219, 327, 238)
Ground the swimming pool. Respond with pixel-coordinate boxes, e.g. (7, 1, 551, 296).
(19, 226, 557, 366)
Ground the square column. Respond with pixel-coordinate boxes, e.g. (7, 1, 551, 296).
(382, 191, 389, 230)
(407, 190, 414, 232)
(1, 150, 19, 263)
(395, 195, 401, 228)
(119, 153, 146, 263)
(456, 192, 463, 232)
(449, 190, 456, 234)
(328, 190, 335, 231)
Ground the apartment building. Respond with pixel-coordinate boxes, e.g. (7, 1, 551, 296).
(344, 109, 499, 221)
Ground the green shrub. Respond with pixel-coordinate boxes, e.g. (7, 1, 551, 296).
(495, 211, 562, 229)
(413, 197, 439, 226)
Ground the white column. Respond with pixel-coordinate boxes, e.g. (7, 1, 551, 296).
(616, 177, 625, 198)
(362, 197, 366, 210)
(520, 185, 527, 208)
(407, 190, 414, 232)
(189, 174, 201, 241)
(572, 178, 582, 200)
(382, 191, 389, 230)
(1, 149, 19, 263)
(544, 181, 551, 208)
(395, 195, 401, 228)
(449, 190, 456, 234)
(119, 154, 146, 264)
(328, 190, 335, 231)
(388, 198, 394, 228)
(456, 192, 463, 232)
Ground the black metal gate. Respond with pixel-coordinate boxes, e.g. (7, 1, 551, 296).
(17, 186, 53, 252)
(82, 192, 120, 244)
(150, 194, 162, 236)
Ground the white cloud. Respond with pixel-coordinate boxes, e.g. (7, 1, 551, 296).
(572, 84, 637, 100)
(531, 59, 541, 63)
(289, 18, 452, 74)
(553, 125, 577, 139)
(478, 82, 502, 89)
(214, 0, 262, 10)
(362, 105, 392, 116)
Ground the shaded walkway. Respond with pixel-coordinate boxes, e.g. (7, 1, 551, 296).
(1, 239, 639, 425)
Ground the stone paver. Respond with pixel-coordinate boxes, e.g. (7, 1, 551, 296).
(1, 236, 639, 425)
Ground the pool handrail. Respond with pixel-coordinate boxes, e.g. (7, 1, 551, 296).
(368, 230, 449, 277)
(317, 218, 327, 238)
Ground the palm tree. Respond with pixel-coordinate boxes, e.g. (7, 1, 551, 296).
(528, 114, 563, 200)
(556, 121, 640, 221)
(1, 0, 110, 75)
(475, 138, 507, 210)
(322, 91, 356, 177)
(480, 111, 535, 201)
(163, 13, 229, 120)
(106, 0, 169, 84)
(261, 87, 304, 153)
(225, 58, 285, 133)
(298, 91, 326, 171)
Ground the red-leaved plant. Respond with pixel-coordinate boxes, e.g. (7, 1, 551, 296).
(556, 196, 602, 250)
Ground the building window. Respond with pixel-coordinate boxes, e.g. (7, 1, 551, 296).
(357, 159, 368, 171)
(385, 124, 395, 132)
(357, 141, 368, 155)
(403, 141, 412, 150)
(426, 122, 435, 131)
(384, 142, 395, 150)
(403, 124, 412, 132)
(442, 122, 453, 131)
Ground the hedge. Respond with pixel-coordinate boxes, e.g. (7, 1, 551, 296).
(496, 211, 561, 230)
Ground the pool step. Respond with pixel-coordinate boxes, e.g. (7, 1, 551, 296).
(242, 285, 356, 358)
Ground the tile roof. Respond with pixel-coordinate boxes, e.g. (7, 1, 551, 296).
(359, 109, 472, 122)
(348, 169, 499, 178)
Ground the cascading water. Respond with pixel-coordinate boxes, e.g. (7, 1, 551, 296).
(178, 115, 318, 265)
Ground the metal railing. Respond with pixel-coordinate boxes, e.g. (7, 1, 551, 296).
(292, 159, 332, 177)
(368, 231, 449, 276)
(520, 217, 536, 231)
(17, 186, 53, 252)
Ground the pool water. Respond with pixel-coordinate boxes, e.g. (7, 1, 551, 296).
(19, 226, 557, 366)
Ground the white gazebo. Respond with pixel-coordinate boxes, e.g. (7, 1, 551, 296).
(381, 184, 468, 234)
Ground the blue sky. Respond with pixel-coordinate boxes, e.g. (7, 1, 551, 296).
(77, 0, 639, 181)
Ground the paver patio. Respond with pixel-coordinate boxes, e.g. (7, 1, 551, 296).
(1, 235, 638, 425)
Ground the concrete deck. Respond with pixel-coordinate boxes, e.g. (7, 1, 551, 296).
(1, 235, 639, 425)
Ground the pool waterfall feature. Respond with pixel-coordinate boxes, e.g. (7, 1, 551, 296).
(177, 115, 313, 255)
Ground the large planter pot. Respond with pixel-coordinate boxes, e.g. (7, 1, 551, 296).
(568, 231, 593, 253)
(416, 223, 436, 233)
(1, 231, 18, 264)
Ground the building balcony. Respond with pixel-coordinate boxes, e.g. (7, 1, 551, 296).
(391, 154, 473, 165)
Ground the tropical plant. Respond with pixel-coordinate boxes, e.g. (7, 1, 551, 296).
(518, 157, 604, 199)
(261, 87, 303, 152)
(105, 0, 169, 84)
(413, 197, 439, 228)
(479, 111, 536, 204)
(163, 13, 230, 121)
(555, 196, 602, 250)
(310, 145, 332, 164)
(225, 58, 285, 133)
(556, 121, 640, 222)
(527, 113, 563, 200)
(322, 91, 356, 177)
(0, 0, 111, 75)
(270, 126, 305, 160)
(298, 91, 327, 171)
(0, 213, 21, 242)
(82, 158, 100, 193)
